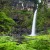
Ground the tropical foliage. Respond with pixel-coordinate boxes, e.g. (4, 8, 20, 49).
(0, 12, 15, 34)
(0, 0, 50, 50)
(0, 35, 50, 50)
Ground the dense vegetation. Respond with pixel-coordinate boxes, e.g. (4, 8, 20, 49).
(0, 0, 34, 35)
(0, 0, 50, 50)
(12, 10, 33, 35)
(36, 1, 50, 35)
(0, 12, 16, 35)
(0, 35, 50, 50)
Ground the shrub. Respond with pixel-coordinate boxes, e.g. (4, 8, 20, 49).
(36, 3, 50, 34)
(0, 12, 16, 34)
(23, 35, 50, 50)
(0, 42, 17, 50)
(0, 35, 50, 50)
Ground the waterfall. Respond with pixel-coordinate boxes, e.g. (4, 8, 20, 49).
(39, 0, 41, 3)
(22, 3, 24, 9)
(30, 7, 38, 36)
(30, 0, 41, 36)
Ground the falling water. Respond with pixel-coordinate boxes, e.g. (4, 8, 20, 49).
(30, 0, 41, 36)
(30, 7, 38, 36)
(39, 0, 41, 3)
(22, 3, 24, 9)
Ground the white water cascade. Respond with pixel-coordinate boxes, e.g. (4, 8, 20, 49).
(30, 7, 38, 36)
(22, 3, 24, 9)
(30, 0, 41, 36)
